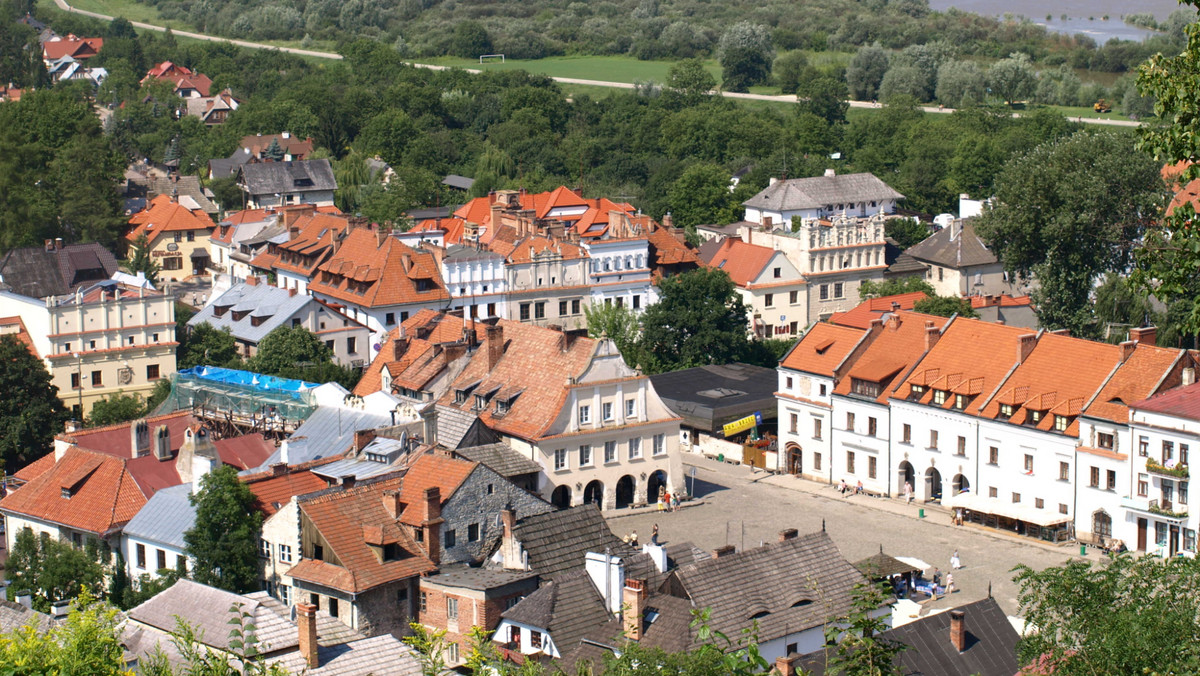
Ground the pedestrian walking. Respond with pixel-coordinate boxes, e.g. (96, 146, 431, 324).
(951, 550, 962, 569)
(945, 572, 955, 595)
(651, 523, 659, 545)
(670, 493, 679, 512)
(932, 567, 941, 587)
(904, 481, 913, 504)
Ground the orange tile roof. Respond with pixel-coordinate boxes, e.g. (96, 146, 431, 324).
(0, 447, 146, 535)
(646, 222, 699, 269)
(976, 333, 1122, 435)
(505, 236, 586, 264)
(142, 61, 212, 96)
(834, 312, 943, 403)
(410, 217, 466, 244)
(968, 294, 1032, 309)
(244, 459, 336, 517)
(269, 213, 352, 277)
(437, 320, 597, 440)
(780, 323, 866, 376)
(830, 292, 930, 330)
(126, 194, 216, 243)
(291, 476, 436, 594)
(353, 311, 487, 396)
(701, 238, 779, 286)
(0, 316, 39, 358)
(1085, 343, 1181, 423)
(239, 134, 315, 160)
(396, 454, 476, 527)
(310, 229, 449, 308)
(895, 318, 1033, 417)
(42, 36, 102, 61)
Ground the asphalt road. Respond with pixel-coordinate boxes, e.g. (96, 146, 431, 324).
(607, 455, 1086, 617)
(53, 0, 1141, 128)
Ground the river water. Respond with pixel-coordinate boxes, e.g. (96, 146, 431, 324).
(928, 0, 1184, 42)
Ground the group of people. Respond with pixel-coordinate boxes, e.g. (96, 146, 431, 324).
(657, 488, 680, 512)
(838, 479, 866, 496)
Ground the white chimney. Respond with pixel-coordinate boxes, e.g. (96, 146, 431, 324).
(15, 591, 32, 609)
(769, 177, 778, 186)
(585, 551, 625, 614)
(824, 168, 836, 178)
(51, 600, 70, 619)
(641, 542, 668, 573)
(282, 131, 290, 139)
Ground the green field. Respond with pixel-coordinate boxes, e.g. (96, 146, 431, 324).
(416, 55, 723, 85)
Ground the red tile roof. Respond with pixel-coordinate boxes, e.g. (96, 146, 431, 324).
(353, 311, 488, 397)
(254, 212, 350, 277)
(126, 195, 216, 243)
(243, 459, 336, 517)
(504, 236, 586, 264)
(645, 222, 699, 270)
(830, 292, 930, 330)
(239, 134, 315, 160)
(1132, 380, 1200, 420)
(700, 238, 779, 287)
(0, 447, 147, 536)
(968, 294, 1033, 309)
(42, 36, 103, 61)
(214, 433, 274, 470)
(309, 229, 449, 308)
(780, 323, 866, 377)
(0, 316, 39, 358)
(414, 187, 637, 244)
(141, 61, 212, 97)
(396, 454, 476, 526)
(437, 320, 598, 440)
(834, 312, 943, 403)
(291, 476, 436, 594)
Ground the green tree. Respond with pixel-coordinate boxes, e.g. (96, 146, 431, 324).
(179, 322, 240, 369)
(0, 334, 68, 470)
(846, 43, 890, 101)
(935, 60, 987, 108)
(988, 52, 1037, 105)
(885, 218, 930, 249)
(584, 301, 642, 368)
(88, 391, 146, 427)
(0, 587, 127, 676)
(667, 163, 737, 228)
(144, 377, 173, 413)
(402, 622, 448, 676)
(796, 76, 849, 127)
(333, 148, 374, 214)
(125, 232, 161, 285)
(247, 325, 334, 375)
(5, 528, 105, 613)
(638, 268, 750, 373)
(184, 464, 263, 594)
(139, 605, 289, 676)
(452, 21, 493, 59)
(1093, 272, 1158, 343)
(774, 51, 811, 96)
(1134, 0, 1200, 337)
(262, 137, 284, 161)
(1013, 555, 1200, 675)
(824, 580, 907, 676)
(717, 22, 773, 92)
(858, 276, 934, 299)
(913, 295, 979, 318)
(976, 131, 1161, 338)
(357, 109, 418, 167)
(666, 58, 717, 102)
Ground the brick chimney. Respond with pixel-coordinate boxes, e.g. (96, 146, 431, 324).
(245, 275, 258, 287)
(353, 429, 376, 453)
(1130, 326, 1157, 346)
(486, 324, 505, 371)
(1016, 333, 1037, 364)
(296, 602, 319, 668)
(501, 508, 516, 540)
(711, 544, 736, 559)
(421, 487, 443, 565)
(778, 528, 798, 542)
(288, 287, 297, 297)
(662, 212, 673, 229)
(924, 321, 941, 352)
(1120, 340, 1136, 363)
(382, 489, 402, 519)
(130, 419, 150, 458)
(775, 656, 795, 676)
(949, 609, 965, 652)
(270, 462, 288, 476)
(623, 579, 646, 641)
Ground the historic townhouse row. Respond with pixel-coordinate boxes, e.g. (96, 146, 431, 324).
(778, 314, 1198, 554)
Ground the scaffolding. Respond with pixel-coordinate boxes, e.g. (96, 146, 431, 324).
(157, 366, 320, 438)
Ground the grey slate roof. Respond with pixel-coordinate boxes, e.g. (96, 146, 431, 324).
(742, 173, 904, 212)
(560, 592, 696, 673)
(189, 282, 337, 344)
(424, 564, 538, 592)
(267, 634, 427, 675)
(209, 149, 253, 180)
(122, 483, 196, 549)
(310, 457, 395, 482)
(453, 443, 542, 478)
(903, 220, 998, 270)
(240, 160, 337, 196)
(854, 551, 921, 578)
(672, 531, 865, 645)
(0, 600, 54, 634)
(886, 250, 930, 277)
(144, 175, 218, 214)
(250, 591, 364, 647)
(664, 541, 711, 569)
(501, 569, 611, 654)
(649, 363, 779, 433)
(795, 597, 1020, 676)
(444, 244, 504, 263)
(257, 406, 395, 469)
(442, 174, 475, 190)
(0, 242, 118, 299)
(129, 579, 300, 654)
(506, 504, 643, 581)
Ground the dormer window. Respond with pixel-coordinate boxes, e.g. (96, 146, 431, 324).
(61, 487, 72, 499)
(213, 305, 230, 317)
(1026, 410, 1043, 427)
(954, 394, 968, 410)
(382, 543, 403, 562)
(454, 381, 480, 404)
(932, 390, 947, 406)
(998, 404, 1014, 420)
(908, 384, 926, 401)
(850, 378, 881, 398)
(1053, 415, 1069, 432)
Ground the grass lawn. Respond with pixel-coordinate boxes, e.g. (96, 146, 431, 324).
(56, 0, 186, 28)
(415, 55, 722, 85)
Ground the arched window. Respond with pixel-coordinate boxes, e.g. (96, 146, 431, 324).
(1093, 511, 1112, 539)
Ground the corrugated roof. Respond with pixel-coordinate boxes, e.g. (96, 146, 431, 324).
(189, 282, 350, 344)
(256, 406, 394, 470)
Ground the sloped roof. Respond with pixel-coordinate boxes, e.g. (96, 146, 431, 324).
(645, 223, 700, 270)
(188, 282, 350, 344)
(240, 160, 336, 196)
(142, 61, 212, 96)
(243, 459, 335, 517)
(126, 194, 216, 243)
(835, 312, 944, 404)
(138, 175, 219, 214)
(1168, 177, 1200, 216)
(122, 483, 195, 548)
(673, 531, 864, 644)
(0, 447, 149, 535)
(240, 134, 315, 160)
(649, 362, 779, 432)
(259, 211, 350, 277)
(0, 242, 118, 299)
(501, 569, 611, 653)
(353, 310, 489, 397)
(395, 453, 476, 527)
(507, 504, 639, 581)
(42, 36, 102, 60)
(503, 236, 586, 265)
(854, 550, 920, 578)
(267, 634, 426, 675)
(743, 173, 904, 212)
(560, 592, 696, 671)
(829, 292, 930, 330)
(1085, 343, 1181, 423)
(904, 221, 998, 270)
(452, 443, 542, 478)
(0, 316, 38, 358)
(0, 600, 53, 635)
(780, 323, 868, 377)
(309, 229, 450, 308)
(131, 579, 299, 653)
(291, 476, 437, 594)
(700, 238, 780, 286)
(256, 406, 394, 469)
(1133, 380, 1200, 420)
(436, 320, 597, 441)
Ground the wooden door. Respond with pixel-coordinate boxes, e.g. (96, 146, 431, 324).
(1137, 518, 1148, 551)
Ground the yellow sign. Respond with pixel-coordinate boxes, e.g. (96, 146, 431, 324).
(723, 414, 758, 437)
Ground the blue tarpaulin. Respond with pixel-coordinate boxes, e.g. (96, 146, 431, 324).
(178, 366, 318, 399)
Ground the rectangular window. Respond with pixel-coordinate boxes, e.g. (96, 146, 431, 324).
(157, 549, 166, 570)
(633, 295, 641, 310)
(1097, 432, 1114, 450)
(1164, 440, 1176, 462)
(1035, 498, 1045, 509)
(71, 372, 80, 389)
(1012, 492, 1021, 504)
(1090, 467, 1100, 488)
(1138, 473, 1149, 496)
(789, 413, 798, 434)
(833, 282, 844, 298)
(1054, 415, 1069, 432)
(846, 412, 855, 431)
(559, 301, 568, 317)
(929, 430, 938, 449)
(260, 539, 271, 558)
(419, 592, 427, 613)
(989, 447, 998, 465)
(764, 293, 774, 307)
(186, 230, 195, 242)
(813, 418, 823, 440)
(1183, 444, 1191, 465)
(173, 232, 182, 243)
(572, 299, 581, 314)
(347, 337, 357, 354)
(956, 436, 966, 456)
(773, 267, 781, 279)
(385, 312, 395, 325)
(653, 434, 666, 456)
(534, 302, 546, 320)
(279, 544, 292, 563)
(447, 597, 458, 619)
(902, 424, 911, 444)
(531, 631, 543, 650)
(1059, 503, 1069, 515)
(626, 398, 636, 417)
(519, 304, 531, 321)
(789, 290, 799, 304)
(91, 370, 103, 387)
(602, 402, 613, 421)
(933, 390, 947, 406)
(468, 523, 479, 541)
(554, 448, 567, 471)
(1024, 454, 1034, 473)
(579, 445, 592, 466)
(579, 405, 591, 424)
(868, 455, 877, 479)
(989, 486, 998, 498)
(847, 451, 856, 475)
(954, 394, 967, 410)
(1059, 461, 1070, 481)
(1139, 437, 1149, 456)
(604, 441, 617, 463)
(819, 284, 829, 301)
(1181, 482, 1189, 505)
(814, 452, 822, 471)
(629, 437, 642, 459)
(136, 544, 146, 569)
(147, 364, 160, 380)
(868, 417, 877, 437)
(329, 597, 339, 618)
(1107, 470, 1116, 491)
(445, 529, 456, 548)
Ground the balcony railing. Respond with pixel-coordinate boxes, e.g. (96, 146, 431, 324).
(1148, 499, 1188, 520)
(1146, 458, 1190, 479)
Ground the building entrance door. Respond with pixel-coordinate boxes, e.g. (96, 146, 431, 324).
(1137, 518, 1148, 551)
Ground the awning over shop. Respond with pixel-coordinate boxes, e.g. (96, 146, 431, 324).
(946, 492, 1071, 528)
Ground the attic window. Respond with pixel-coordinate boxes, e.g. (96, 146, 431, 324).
(415, 279, 435, 292)
(998, 403, 1014, 420)
(213, 305, 230, 317)
(717, 260, 726, 269)
(454, 381, 481, 404)
(791, 599, 813, 608)
(954, 394, 968, 410)
(61, 487, 72, 499)
(1054, 415, 1070, 432)
(383, 543, 404, 562)
(850, 378, 881, 398)
(1026, 410, 1044, 427)
(749, 611, 770, 620)
(908, 384, 926, 401)
(231, 310, 249, 322)
(932, 390, 947, 406)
